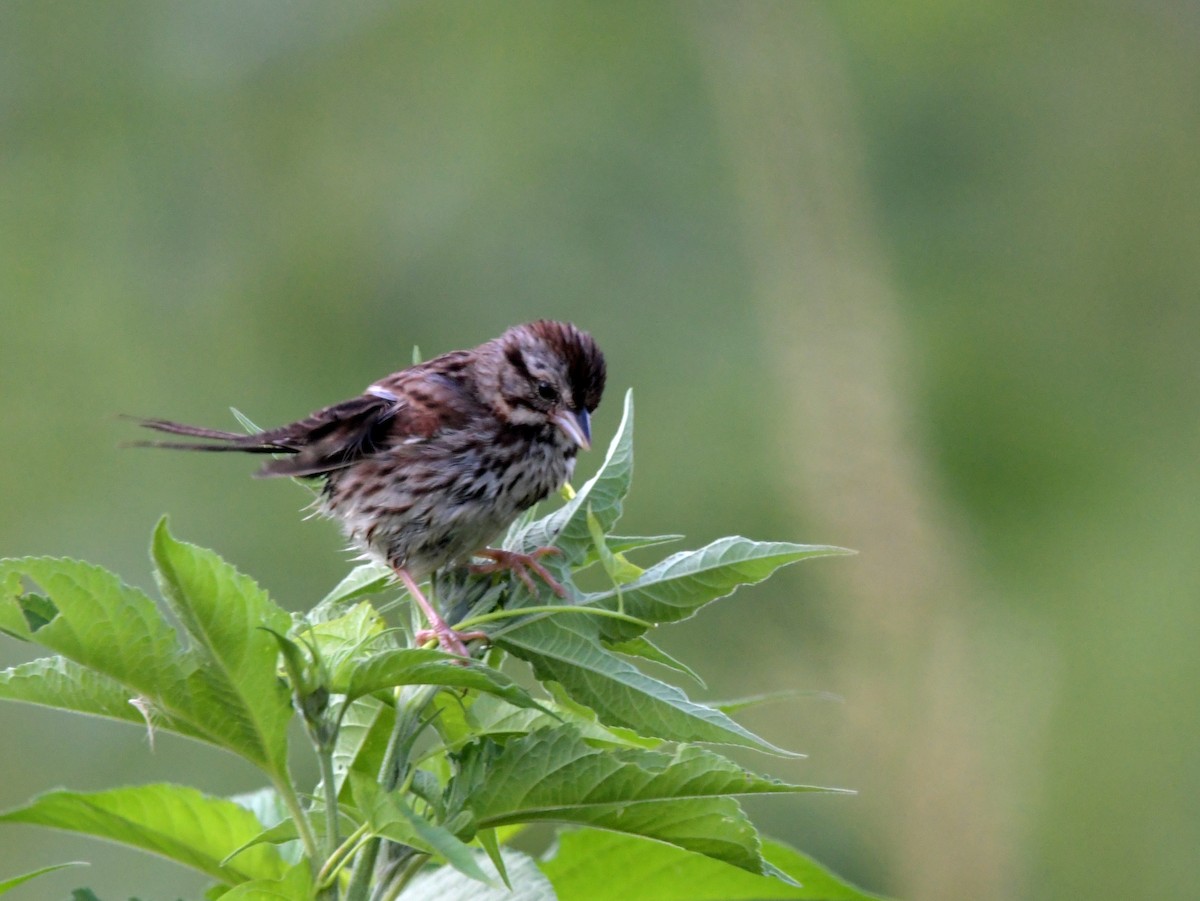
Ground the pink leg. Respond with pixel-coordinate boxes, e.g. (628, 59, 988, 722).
(470, 547, 567, 599)
(393, 566, 487, 658)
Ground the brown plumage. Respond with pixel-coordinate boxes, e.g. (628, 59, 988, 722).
(134, 320, 606, 655)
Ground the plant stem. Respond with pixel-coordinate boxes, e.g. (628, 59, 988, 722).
(318, 824, 371, 889)
(382, 685, 440, 790)
(318, 737, 342, 857)
(457, 603, 650, 631)
(344, 837, 380, 901)
(377, 853, 430, 901)
(270, 771, 319, 870)
(344, 684, 440, 901)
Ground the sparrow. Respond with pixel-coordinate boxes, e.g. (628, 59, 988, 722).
(133, 320, 606, 656)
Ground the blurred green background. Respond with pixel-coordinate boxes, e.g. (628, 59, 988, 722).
(3, 3, 1198, 899)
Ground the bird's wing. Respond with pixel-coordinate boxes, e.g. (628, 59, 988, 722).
(251, 392, 407, 478)
(134, 351, 481, 479)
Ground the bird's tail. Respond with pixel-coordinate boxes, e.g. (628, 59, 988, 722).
(123, 416, 294, 455)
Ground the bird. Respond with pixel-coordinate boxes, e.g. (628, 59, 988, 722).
(132, 320, 606, 657)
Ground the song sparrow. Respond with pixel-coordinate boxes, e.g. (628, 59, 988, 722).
(133, 320, 606, 657)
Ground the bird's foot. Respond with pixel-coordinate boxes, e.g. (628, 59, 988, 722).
(414, 624, 489, 658)
(393, 565, 486, 661)
(471, 547, 567, 598)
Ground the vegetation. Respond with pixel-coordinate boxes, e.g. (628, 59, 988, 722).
(0, 395, 878, 900)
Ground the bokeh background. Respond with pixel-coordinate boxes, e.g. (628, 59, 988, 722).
(3, 3, 1198, 899)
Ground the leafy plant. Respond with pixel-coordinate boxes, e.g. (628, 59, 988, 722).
(0, 391, 880, 900)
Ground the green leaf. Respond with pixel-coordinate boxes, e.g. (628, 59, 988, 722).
(0, 569, 22, 636)
(264, 630, 316, 706)
(332, 695, 394, 797)
(540, 829, 889, 900)
(313, 564, 392, 618)
(477, 828, 511, 890)
(540, 682, 664, 749)
(228, 407, 264, 435)
(216, 863, 313, 900)
(510, 388, 634, 564)
(334, 647, 546, 713)
(497, 615, 797, 755)
(433, 691, 656, 752)
(405, 849, 555, 901)
(578, 534, 684, 571)
(224, 789, 302, 866)
(0, 784, 289, 885)
(301, 600, 386, 673)
(585, 537, 854, 643)
(448, 727, 833, 876)
(221, 811, 357, 868)
(586, 507, 644, 588)
(606, 636, 706, 687)
(350, 774, 492, 885)
(0, 654, 190, 733)
(714, 690, 841, 715)
(0, 556, 246, 750)
(228, 788, 287, 829)
(0, 569, 40, 640)
(150, 519, 294, 774)
(0, 861, 86, 895)
(0, 555, 187, 694)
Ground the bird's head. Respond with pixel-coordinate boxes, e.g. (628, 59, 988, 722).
(480, 320, 606, 450)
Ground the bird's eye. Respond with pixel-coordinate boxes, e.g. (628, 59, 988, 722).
(536, 381, 559, 402)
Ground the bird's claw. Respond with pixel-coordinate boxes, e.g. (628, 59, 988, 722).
(415, 625, 489, 659)
(471, 547, 567, 598)
(393, 564, 487, 662)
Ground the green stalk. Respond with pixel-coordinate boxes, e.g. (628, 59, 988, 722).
(344, 684, 440, 901)
(344, 838, 380, 901)
(318, 823, 371, 890)
(456, 604, 651, 631)
(377, 852, 430, 901)
(381, 684, 440, 789)
(270, 771, 319, 868)
(318, 737, 342, 857)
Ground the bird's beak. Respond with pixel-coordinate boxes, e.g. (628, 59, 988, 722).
(552, 407, 591, 450)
